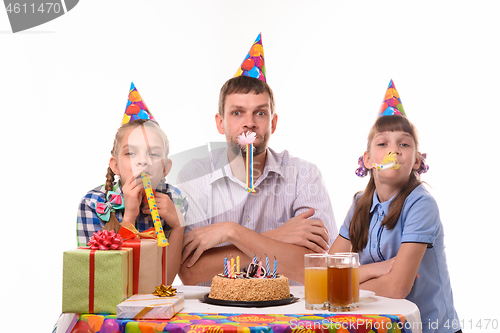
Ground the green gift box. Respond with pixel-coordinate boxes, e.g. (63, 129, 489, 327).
(62, 248, 133, 314)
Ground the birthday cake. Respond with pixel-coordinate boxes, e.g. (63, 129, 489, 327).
(208, 262, 290, 302)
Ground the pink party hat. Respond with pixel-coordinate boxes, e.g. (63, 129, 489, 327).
(122, 82, 156, 125)
(378, 79, 406, 117)
(234, 33, 266, 82)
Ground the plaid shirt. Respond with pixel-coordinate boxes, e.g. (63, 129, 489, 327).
(76, 180, 188, 246)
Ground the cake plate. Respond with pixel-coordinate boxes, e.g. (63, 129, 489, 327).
(201, 294, 299, 308)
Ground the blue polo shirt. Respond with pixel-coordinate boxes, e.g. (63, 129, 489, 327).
(339, 184, 460, 333)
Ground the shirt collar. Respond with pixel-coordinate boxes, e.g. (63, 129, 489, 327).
(112, 181, 123, 195)
(370, 189, 397, 216)
(209, 147, 284, 186)
(209, 148, 232, 185)
(261, 147, 284, 178)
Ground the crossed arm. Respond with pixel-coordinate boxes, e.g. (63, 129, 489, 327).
(329, 236, 426, 299)
(178, 209, 331, 285)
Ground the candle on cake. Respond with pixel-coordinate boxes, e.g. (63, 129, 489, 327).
(224, 256, 228, 277)
(237, 131, 257, 193)
(230, 257, 235, 279)
(273, 256, 277, 278)
(265, 255, 270, 278)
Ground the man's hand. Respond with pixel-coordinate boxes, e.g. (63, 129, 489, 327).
(262, 208, 329, 253)
(182, 222, 235, 267)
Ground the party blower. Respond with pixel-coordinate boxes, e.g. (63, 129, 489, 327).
(372, 151, 400, 171)
(140, 172, 169, 247)
(237, 131, 256, 193)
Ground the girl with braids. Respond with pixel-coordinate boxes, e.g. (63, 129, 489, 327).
(76, 84, 188, 284)
(329, 81, 460, 333)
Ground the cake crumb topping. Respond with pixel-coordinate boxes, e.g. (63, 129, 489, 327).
(208, 274, 290, 301)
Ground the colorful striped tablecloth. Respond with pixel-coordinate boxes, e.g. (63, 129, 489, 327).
(62, 312, 416, 333)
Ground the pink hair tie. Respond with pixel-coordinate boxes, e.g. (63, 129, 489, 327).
(355, 156, 368, 178)
(417, 153, 430, 175)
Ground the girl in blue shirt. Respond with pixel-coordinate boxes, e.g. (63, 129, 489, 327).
(330, 110, 461, 333)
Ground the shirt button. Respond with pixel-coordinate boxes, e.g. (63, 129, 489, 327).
(247, 217, 251, 222)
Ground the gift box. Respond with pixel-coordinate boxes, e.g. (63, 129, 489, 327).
(116, 293, 184, 319)
(62, 247, 133, 314)
(120, 224, 168, 294)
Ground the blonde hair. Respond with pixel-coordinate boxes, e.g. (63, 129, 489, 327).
(104, 119, 169, 232)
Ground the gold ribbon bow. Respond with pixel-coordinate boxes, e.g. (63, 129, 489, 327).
(153, 284, 177, 297)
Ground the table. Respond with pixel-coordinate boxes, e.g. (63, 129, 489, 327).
(55, 286, 422, 333)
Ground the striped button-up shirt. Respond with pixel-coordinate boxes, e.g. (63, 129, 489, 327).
(177, 147, 337, 285)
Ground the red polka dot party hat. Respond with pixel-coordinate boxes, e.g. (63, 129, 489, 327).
(234, 33, 266, 82)
(378, 79, 406, 117)
(122, 82, 156, 125)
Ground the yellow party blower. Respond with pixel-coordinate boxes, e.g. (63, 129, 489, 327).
(140, 172, 169, 247)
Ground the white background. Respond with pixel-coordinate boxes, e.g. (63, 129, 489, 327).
(1, 1, 499, 331)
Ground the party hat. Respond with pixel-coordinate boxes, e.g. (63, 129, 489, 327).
(122, 82, 156, 125)
(234, 33, 266, 82)
(378, 79, 406, 117)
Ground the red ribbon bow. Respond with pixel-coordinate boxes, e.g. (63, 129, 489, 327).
(87, 230, 123, 250)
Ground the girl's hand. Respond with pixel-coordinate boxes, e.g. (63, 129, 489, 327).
(142, 192, 183, 229)
(360, 257, 396, 283)
(121, 174, 143, 223)
(363, 257, 419, 281)
(370, 257, 396, 277)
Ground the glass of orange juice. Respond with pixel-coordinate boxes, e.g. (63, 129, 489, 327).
(304, 254, 328, 310)
(335, 252, 360, 305)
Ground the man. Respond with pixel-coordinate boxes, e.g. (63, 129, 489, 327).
(177, 34, 337, 285)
